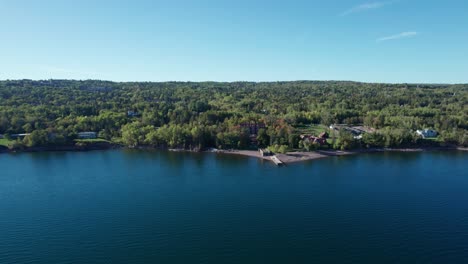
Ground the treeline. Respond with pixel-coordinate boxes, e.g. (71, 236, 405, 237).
(0, 80, 466, 150)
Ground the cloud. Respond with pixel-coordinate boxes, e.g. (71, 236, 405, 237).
(340, 1, 390, 16)
(376, 31, 418, 42)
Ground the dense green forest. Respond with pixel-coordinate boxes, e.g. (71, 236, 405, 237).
(0, 80, 466, 151)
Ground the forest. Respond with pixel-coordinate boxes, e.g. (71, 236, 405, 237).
(0, 80, 466, 151)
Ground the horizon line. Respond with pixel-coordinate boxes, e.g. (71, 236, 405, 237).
(0, 78, 466, 85)
(0, 78, 468, 85)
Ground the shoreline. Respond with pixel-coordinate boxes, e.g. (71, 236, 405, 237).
(0, 142, 118, 154)
(1, 144, 466, 164)
(214, 147, 468, 164)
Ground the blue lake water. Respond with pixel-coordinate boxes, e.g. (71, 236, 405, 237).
(0, 150, 467, 263)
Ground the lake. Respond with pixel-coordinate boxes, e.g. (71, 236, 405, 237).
(0, 150, 467, 263)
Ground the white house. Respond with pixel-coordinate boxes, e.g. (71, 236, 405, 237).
(77, 132, 97, 139)
(354, 134, 363, 140)
(11, 133, 31, 139)
(416, 129, 437, 138)
(127, 110, 139, 117)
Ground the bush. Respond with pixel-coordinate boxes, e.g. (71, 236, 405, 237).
(267, 144, 290, 154)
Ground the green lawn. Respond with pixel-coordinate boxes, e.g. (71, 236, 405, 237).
(0, 138, 13, 147)
(424, 137, 441, 141)
(294, 124, 329, 135)
(74, 138, 110, 143)
(422, 137, 444, 144)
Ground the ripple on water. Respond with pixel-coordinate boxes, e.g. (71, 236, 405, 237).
(0, 150, 467, 263)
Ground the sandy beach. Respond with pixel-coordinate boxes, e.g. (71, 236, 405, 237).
(215, 149, 355, 164)
(276, 150, 354, 163)
(214, 147, 466, 165)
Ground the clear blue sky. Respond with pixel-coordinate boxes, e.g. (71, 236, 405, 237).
(1, 0, 467, 83)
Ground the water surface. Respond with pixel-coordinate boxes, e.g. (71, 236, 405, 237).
(1, 150, 467, 263)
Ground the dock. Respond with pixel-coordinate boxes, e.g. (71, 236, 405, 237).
(270, 155, 284, 166)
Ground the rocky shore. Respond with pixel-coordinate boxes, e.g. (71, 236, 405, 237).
(1, 144, 465, 165)
(215, 147, 467, 164)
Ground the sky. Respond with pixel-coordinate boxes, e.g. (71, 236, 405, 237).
(0, 0, 467, 83)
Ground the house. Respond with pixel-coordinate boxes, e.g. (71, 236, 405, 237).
(354, 135, 363, 140)
(330, 124, 364, 139)
(416, 129, 437, 138)
(239, 122, 266, 135)
(10, 133, 30, 139)
(300, 134, 328, 145)
(238, 122, 266, 146)
(319, 132, 329, 139)
(127, 110, 139, 117)
(77, 132, 97, 139)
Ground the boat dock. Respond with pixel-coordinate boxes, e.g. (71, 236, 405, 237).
(271, 155, 284, 166)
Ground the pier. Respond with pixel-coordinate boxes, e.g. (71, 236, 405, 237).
(270, 155, 284, 166)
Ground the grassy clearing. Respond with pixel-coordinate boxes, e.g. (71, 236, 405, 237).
(294, 124, 329, 135)
(422, 137, 444, 144)
(0, 138, 13, 147)
(424, 137, 441, 141)
(74, 138, 110, 143)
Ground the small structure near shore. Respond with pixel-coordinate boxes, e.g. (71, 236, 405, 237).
(238, 122, 266, 135)
(238, 122, 267, 146)
(416, 129, 437, 138)
(259, 148, 273, 157)
(271, 155, 284, 166)
(300, 132, 328, 146)
(329, 124, 374, 139)
(127, 110, 140, 117)
(77, 132, 97, 139)
(11, 133, 30, 139)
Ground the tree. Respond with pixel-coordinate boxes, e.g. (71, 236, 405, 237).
(23, 130, 48, 147)
(0, 80, 465, 151)
(256, 128, 270, 148)
(121, 122, 154, 147)
(362, 133, 385, 148)
(334, 129, 356, 150)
